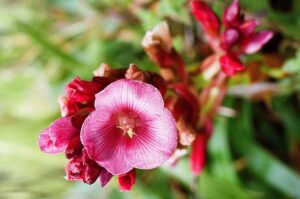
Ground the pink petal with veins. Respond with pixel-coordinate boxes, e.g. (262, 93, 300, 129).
(81, 79, 177, 175)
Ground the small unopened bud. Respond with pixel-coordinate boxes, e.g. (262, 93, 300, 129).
(125, 64, 147, 81)
(82, 162, 101, 185)
(94, 63, 113, 77)
(65, 136, 83, 159)
(142, 21, 172, 52)
(118, 169, 136, 192)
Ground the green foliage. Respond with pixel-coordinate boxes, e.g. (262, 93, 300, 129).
(283, 49, 300, 74)
(208, 118, 239, 184)
(198, 171, 256, 199)
(228, 101, 300, 198)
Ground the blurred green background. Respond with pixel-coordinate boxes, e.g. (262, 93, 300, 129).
(1, 0, 300, 198)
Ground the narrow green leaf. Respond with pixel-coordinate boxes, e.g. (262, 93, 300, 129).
(230, 101, 300, 198)
(208, 118, 240, 184)
(198, 171, 256, 199)
(15, 20, 86, 69)
(272, 97, 300, 139)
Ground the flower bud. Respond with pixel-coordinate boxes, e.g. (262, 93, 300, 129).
(118, 169, 136, 192)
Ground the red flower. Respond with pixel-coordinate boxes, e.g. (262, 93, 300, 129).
(58, 77, 108, 117)
(191, 0, 273, 76)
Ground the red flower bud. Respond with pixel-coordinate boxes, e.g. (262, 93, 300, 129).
(191, 1, 220, 38)
(118, 169, 136, 192)
(190, 119, 213, 175)
(65, 136, 83, 159)
(223, 0, 243, 28)
(82, 161, 101, 185)
(190, 134, 208, 175)
(99, 168, 113, 187)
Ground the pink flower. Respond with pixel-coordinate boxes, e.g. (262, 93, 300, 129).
(81, 79, 177, 175)
(38, 64, 174, 190)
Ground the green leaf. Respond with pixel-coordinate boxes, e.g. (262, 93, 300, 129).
(135, 10, 161, 31)
(208, 118, 240, 184)
(158, 0, 191, 25)
(272, 96, 300, 139)
(243, 144, 300, 199)
(282, 49, 300, 74)
(229, 101, 300, 198)
(239, 0, 270, 12)
(198, 171, 257, 199)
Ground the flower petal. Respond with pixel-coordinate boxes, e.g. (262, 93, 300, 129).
(81, 110, 133, 175)
(39, 117, 78, 154)
(94, 79, 164, 117)
(38, 128, 62, 153)
(223, 0, 242, 28)
(239, 19, 259, 36)
(125, 109, 177, 169)
(66, 76, 102, 103)
(191, 0, 220, 37)
(82, 79, 177, 175)
(221, 28, 239, 50)
(100, 168, 113, 187)
(242, 31, 274, 54)
(220, 54, 245, 76)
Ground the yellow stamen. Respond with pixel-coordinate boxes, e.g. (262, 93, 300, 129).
(126, 128, 136, 138)
(116, 125, 136, 138)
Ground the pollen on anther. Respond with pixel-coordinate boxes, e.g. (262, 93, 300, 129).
(126, 128, 136, 138)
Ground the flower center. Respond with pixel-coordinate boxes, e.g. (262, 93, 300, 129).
(116, 114, 137, 138)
